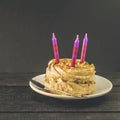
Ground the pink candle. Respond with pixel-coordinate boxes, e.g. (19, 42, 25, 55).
(71, 35, 79, 67)
(52, 33, 59, 63)
(80, 33, 88, 63)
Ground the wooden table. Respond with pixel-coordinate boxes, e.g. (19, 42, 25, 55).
(0, 72, 120, 120)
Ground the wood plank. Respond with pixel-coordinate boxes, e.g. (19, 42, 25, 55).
(0, 113, 120, 120)
(0, 72, 39, 86)
(0, 86, 119, 112)
(97, 72, 120, 86)
(0, 72, 120, 86)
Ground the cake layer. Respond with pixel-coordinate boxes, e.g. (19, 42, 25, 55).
(45, 58, 96, 96)
(45, 77, 95, 96)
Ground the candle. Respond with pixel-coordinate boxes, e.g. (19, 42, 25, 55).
(71, 35, 79, 67)
(52, 33, 59, 63)
(80, 33, 88, 63)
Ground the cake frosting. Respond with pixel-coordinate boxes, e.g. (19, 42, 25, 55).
(45, 58, 96, 96)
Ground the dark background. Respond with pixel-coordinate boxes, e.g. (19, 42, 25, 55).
(0, 0, 120, 73)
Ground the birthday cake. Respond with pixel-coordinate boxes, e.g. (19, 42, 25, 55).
(45, 58, 96, 96)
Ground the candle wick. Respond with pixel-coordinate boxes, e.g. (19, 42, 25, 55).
(85, 33, 87, 38)
(52, 32, 55, 38)
(76, 34, 79, 39)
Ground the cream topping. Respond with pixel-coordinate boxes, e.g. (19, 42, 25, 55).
(45, 58, 96, 82)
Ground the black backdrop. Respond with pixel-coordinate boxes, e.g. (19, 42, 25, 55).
(0, 0, 120, 72)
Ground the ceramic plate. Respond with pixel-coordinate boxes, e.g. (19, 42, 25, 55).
(29, 74, 113, 100)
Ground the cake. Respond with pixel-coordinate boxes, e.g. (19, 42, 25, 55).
(45, 58, 96, 96)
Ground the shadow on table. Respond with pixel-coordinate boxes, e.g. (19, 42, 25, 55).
(31, 90, 107, 111)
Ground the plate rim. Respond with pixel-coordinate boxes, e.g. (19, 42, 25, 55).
(29, 74, 113, 100)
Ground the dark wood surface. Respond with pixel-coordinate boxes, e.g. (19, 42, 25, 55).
(0, 72, 120, 120)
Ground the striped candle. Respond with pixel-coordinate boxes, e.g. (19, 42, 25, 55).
(52, 33, 59, 63)
(71, 35, 79, 67)
(80, 33, 88, 63)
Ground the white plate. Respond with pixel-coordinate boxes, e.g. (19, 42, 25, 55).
(29, 74, 113, 100)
